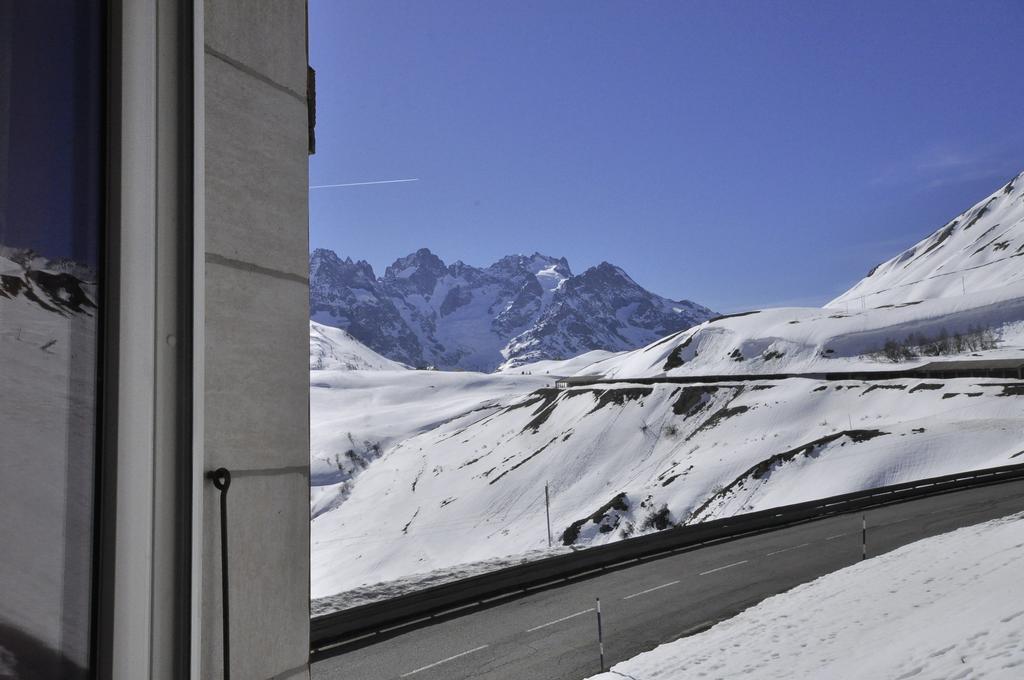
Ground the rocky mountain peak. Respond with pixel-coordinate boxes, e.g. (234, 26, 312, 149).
(384, 248, 447, 279)
(569, 261, 641, 294)
(487, 252, 572, 280)
(310, 248, 376, 287)
(309, 246, 714, 371)
(383, 248, 449, 297)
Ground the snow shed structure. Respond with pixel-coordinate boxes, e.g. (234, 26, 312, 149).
(910, 359, 1024, 380)
(552, 359, 1024, 388)
(0, 2, 312, 679)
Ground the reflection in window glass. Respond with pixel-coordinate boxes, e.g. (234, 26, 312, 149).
(0, 1, 104, 677)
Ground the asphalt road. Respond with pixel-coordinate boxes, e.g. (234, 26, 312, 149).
(313, 479, 1024, 680)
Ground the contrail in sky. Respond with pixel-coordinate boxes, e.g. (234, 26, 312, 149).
(309, 178, 419, 189)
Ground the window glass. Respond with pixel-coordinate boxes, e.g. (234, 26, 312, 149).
(305, 3, 1024, 629)
(0, 1, 104, 677)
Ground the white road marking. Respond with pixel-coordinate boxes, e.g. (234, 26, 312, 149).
(433, 602, 478, 617)
(399, 645, 490, 677)
(623, 580, 681, 600)
(525, 608, 595, 633)
(699, 560, 748, 576)
(525, 578, 566, 591)
(380, 616, 432, 633)
(766, 542, 810, 556)
(825, 532, 850, 541)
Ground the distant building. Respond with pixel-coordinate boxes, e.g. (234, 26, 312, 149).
(555, 375, 604, 388)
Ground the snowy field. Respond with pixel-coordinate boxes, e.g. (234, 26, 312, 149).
(586, 512, 1024, 680)
(310, 322, 553, 517)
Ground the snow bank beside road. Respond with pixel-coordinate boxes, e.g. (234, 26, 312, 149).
(587, 512, 1024, 680)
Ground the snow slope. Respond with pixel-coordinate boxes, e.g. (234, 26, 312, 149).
(309, 363, 553, 518)
(577, 283, 1024, 380)
(496, 349, 622, 376)
(574, 173, 1024, 381)
(830, 171, 1024, 308)
(311, 375, 1024, 598)
(588, 512, 1024, 680)
(309, 320, 409, 371)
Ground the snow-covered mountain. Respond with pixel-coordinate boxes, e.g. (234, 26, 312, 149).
(575, 173, 1024, 381)
(0, 248, 97, 317)
(310, 172, 1024, 605)
(309, 321, 409, 371)
(830, 171, 1024, 308)
(309, 248, 713, 372)
(0, 244, 98, 285)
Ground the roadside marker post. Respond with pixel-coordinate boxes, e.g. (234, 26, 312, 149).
(596, 598, 605, 672)
(545, 483, 553, 548)
(862, 514, 867, 560)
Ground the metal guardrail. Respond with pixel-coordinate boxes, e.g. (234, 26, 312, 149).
(555, 364, 1024, 388)
(311, 462, 1024, 655)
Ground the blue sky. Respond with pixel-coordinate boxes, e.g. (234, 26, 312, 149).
(309, 0, 1024, 312)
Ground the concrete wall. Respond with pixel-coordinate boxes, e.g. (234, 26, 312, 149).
(202, 2, 310, 678)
